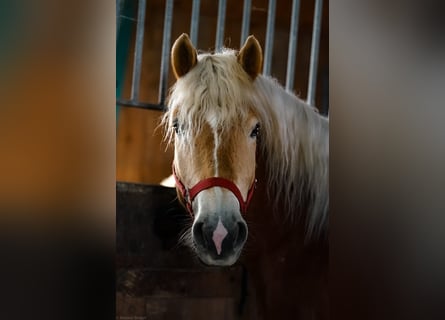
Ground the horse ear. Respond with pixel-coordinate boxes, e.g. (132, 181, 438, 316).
(171, 33, 198, 79)
(238, 35, 263, 80)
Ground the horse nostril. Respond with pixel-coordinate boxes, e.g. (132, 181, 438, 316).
(233, 222, 247, 248)
(192, 222, 206, 246)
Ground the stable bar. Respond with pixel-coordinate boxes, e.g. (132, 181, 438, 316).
(130, 0, 146, 101)
(263, 0, 276, 76)
(240, 0, 251, 46)
(215, 0, 227, 51)
(307, 0, 323, 106)
(117, 98, 165, 111)
(190, 0, 200, 46)
(158, 0, 174, 106)
(285, 0, 301, 92)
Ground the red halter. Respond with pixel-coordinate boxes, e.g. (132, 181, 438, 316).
(172, 163, 257, 216)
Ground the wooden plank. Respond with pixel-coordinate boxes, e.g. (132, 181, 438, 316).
(117, 295, 239, 320)
(117, 267, 243, 298)
(116, 182, 200, 269)
(116, 294, 147, 319)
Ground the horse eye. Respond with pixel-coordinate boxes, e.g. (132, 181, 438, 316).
(250, 123, 260, 138)
(172, 120, 179, 134)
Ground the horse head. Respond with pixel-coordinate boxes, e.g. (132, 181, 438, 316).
(166, 33, 263, 266)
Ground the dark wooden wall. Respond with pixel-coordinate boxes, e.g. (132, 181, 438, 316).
(116, 0, 328, 184)
(116, 183, 257, 319)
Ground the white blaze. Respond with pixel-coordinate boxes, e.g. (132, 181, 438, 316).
(206, 111, 220, 177)
(213, 128, 219, 176)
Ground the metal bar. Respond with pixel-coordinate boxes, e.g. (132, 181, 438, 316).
(263, 0, 276, 76)
(307, 0, 323, 106)
(158, 0, 174, 105)
(285, 0, 301, 92)
(321, 70, 329, 115)
(190, 0, 200, 46)
(240, 0, 251, 47)
(117, 99, 165, 111)
(130, 0, 146, 101)
(215, 0, 227, 51)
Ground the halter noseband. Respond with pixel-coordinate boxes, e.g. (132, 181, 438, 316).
(172, 163, 257, 216)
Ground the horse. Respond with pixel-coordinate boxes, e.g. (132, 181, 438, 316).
(163, 33, 329, 320)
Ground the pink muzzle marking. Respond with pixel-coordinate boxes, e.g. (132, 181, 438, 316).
(172, 163, 257, 216)
(212, 219, 228, 255)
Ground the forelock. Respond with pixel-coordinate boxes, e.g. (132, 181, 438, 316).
(163, 50, 255, 140)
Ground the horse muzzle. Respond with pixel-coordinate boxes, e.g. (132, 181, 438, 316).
(172, 162, 255, 265)
(192, 214, 248, 266)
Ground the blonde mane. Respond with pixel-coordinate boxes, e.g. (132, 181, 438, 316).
(163, 49, 329, 238)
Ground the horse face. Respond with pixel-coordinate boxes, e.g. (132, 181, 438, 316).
(173, 113, 259, 266)
(169, 34, 263, 266)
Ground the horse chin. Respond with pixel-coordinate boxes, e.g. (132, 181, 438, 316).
(195, 250, 241, 267)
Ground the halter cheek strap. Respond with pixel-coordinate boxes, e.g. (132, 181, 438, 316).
(172, 163, 257, 216)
